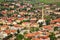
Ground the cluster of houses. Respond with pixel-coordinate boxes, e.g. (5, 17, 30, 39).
(0, 2, 60, 40)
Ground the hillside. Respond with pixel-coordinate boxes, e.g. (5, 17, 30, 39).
(39, 0, 60, 6)
(0, 0, 60, 3)
(40, 0, 60, 3)
(0, 0, 60, 6)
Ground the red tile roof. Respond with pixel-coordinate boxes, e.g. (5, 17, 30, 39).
(51, 18, 60, 23)
(43, 25, 52, 30)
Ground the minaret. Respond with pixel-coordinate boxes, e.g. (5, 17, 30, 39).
(42, 7, 44, 20)
(37, 7, 45, 23)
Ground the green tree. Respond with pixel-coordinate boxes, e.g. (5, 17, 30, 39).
(45, 19, 50, 25)
(54, 27, 58, 31)
(24, 37, 31, 40)
(49, 32, 56, 40)
(16, 34, 24, 40)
